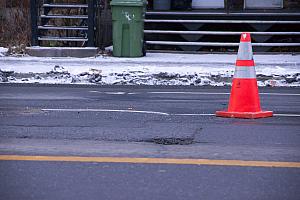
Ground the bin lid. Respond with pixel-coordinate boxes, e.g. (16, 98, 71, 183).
(110, 0, 146, 6)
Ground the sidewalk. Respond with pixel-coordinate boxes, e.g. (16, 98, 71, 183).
(0, 52, 299, 86)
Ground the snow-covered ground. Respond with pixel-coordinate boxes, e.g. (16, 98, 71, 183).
(0, 48, 299, 86)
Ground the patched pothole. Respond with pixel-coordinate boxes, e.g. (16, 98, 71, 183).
(0, 107, 44, 116)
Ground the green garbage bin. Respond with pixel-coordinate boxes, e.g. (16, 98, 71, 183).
(110, 0, 147, 57)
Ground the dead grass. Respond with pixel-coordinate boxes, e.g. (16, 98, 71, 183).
(0, 0, 31, 53)
(0, 0, 111, 51)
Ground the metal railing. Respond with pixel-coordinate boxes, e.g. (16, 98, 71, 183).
(30, 0, 96, 47)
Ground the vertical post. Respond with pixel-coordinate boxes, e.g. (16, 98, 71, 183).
(42, 0, 51, 26)
(88, 0, 95, 47)
(225, 0, 230, 14)
(30, 0, 38, 46)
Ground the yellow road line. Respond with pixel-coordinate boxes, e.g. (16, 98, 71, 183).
(0, 155, 300, 168)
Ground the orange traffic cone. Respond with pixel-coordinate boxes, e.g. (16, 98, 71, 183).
(216, 33, 273, 119)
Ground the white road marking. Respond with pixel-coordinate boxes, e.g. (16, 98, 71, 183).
(172, 114, 215, 116)
(148, 92, 300, 96)
(174, 113, 300, 117)
(151, 100, 205, 102)
(148, 92, 230, 95)
(105, 92, 126, 95)
(89, 91, 103, 93)
(89, 91, 138, 95)
(90, 91, 300, 96)
(42, 109, 170, 116)
(260, 93, 300, 96)
(89, 91, 126, 95)
(274, 114, 300, 117)
(41, 109, 300, 117)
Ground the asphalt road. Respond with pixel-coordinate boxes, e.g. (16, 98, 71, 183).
(0, 84, 300, 200)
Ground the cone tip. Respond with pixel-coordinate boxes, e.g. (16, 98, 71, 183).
(240, 32, 251, 42)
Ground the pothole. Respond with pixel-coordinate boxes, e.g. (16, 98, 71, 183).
(150, 137, 195, 145)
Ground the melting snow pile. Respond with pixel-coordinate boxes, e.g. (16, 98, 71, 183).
(0, 53, 299, 86)
(1, 65, 299, 87)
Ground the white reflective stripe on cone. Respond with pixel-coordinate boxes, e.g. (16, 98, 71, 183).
(234, 66, 257, 79)
(237, 42, 253, 60)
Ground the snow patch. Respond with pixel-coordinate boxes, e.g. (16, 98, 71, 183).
(0, 47, 8, 57)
